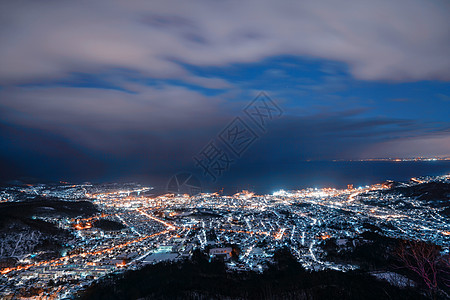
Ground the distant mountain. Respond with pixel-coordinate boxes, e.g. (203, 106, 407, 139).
(388, 181, 450, 206)
(0, 199, 98, 219)
(385, 181, 450, 218)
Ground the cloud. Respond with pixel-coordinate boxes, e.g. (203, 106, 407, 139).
(0, 84, 228, 153)
(0, 0, 449, 84)
(251, 112, 449, 161)
(1, 81, 446, 183)
(181, 75, 232, 89)
(0, 83, 230, 181)
(362, 133, 450, 158)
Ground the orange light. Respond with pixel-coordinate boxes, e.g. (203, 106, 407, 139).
(319, 234, 331, 240)
(0, 230, 169, 275)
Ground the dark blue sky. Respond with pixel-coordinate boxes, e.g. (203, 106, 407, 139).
(0, 0, 449, 186)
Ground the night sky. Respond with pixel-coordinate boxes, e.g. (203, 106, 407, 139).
(0, 1, 449, 188)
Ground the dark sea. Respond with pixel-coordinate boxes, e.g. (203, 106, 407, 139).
(204, 161, 450, 195)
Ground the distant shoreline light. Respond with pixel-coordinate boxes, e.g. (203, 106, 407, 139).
(330, 157, 450, 162)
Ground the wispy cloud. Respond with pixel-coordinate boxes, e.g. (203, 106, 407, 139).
(0, 0, 449, 84)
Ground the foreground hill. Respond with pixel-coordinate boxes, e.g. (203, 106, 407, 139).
(79, 249, 424, 300)
(0, 199, 97, 267)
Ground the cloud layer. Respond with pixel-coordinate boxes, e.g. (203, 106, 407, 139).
(1, 0, 449, 84)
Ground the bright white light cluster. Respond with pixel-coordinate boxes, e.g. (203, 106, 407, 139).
(273, 189, 290, 197)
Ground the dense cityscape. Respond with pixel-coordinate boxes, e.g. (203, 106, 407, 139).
(0, 174, 449, 298)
